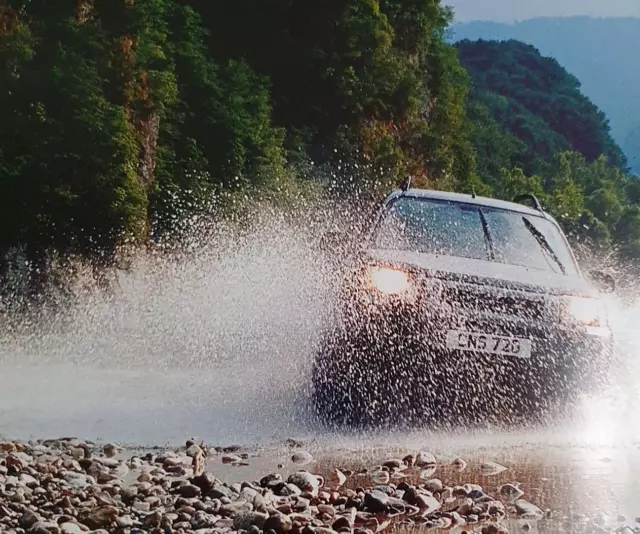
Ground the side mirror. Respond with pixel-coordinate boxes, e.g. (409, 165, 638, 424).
(589, 270, 616, 294)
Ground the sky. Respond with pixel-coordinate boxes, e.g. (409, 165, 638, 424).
(446, 0, 640, 23)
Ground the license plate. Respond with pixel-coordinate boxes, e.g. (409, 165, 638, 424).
(446, 330, 532, 359)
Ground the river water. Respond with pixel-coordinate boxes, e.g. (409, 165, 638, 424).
(1, 218, 640, 532)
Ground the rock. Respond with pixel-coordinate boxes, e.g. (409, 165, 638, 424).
(263, 513, 293, 534)
(133, 502, 151, 512)
(480, 462, 507, 476)
(222, 454, 242, 464)
(452, 458, 468, 471)
(192, 472, 216, 493)
(481, 525, 510, 534)
(20, 512, 41, 530)
(0, 442, 17, 453)
(19, 474, 39, 488)
(61, 472, 91, 489)
(418, 467, 437, 479)
(500, 483, 524, 502)
(330, 469, 347, 488)
(178, 484, 201, 498)
(424, 479, 443, 493)
(515, 500, 544, 520)
(103, 444, 118, 458)
(83, 507, 119, 529)
(288, 471, 319, 494)
(232, 511, 269, 531)
(370, 470, 390, 485)
(363, 490, 389, 513)
(291, 451, 314, 465)
(30, 521, 62, 534)
(116, 516, 134, 529)
(94, 492, 117, 507)
(382, 459, 404, 470)
(414, 494, 440, 515)
(60, 523, 83, 534)
(415, 452, 437, 468)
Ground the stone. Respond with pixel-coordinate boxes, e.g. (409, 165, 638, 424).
(480, 462, 507, 476)
(424, 479, 443, 493)
(415, 452, 437, 468)
(178, 484, 201, 498)
(363, 491, 389, 513)
(263, 513, 293, 534)
(452, 458, 468, 471)
(116, 516, 134, 529)
(288, 472, 319, 494)
(60, 523, 83, 534)
(103, 444, 118, 458)
(500, 483, 524, 502)
(291, 451, 314, 465)
(382, 459, 404, 470)
(514, 500, 544, 520)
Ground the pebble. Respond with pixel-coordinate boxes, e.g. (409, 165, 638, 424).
(0, 438, 590, 534)
(415, 451, 437, 468)
(480, 461, 508, 475)
(291, 451, 314, 465)
(288, 471, 320, 494)
(515, 499, 544, 520)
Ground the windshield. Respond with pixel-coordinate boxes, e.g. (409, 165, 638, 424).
(373, 197, 579, 276)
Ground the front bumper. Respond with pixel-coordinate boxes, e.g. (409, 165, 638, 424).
(317, 295, 613, 420)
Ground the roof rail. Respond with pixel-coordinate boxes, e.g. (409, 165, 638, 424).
(400, 176, 412, 192)
(513, 194, 543, 212)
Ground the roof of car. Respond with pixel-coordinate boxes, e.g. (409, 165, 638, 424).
(386, 188, 549, 218)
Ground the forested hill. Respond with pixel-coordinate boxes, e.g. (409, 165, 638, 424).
(456, 39, 627, 179)
(451, 17, 640, 173)
(1, 1, 640, 301)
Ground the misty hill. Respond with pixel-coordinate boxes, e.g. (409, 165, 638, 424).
(457, 39, 626, 181)
(451, 17, 640, 172)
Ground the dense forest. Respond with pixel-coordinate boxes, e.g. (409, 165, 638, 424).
(452, 17, 640, 173)
(0, 0, 639, 303)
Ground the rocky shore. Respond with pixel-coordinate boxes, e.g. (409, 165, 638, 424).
(0, 438, 635, 534)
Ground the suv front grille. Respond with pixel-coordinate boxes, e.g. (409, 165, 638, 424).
(440, 283, 550, 322)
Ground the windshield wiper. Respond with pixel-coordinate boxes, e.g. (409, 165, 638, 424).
(478, 209, 496, 261)
(522, 217, 566, 275)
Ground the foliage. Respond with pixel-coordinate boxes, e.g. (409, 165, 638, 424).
(2, 0, 640, 299)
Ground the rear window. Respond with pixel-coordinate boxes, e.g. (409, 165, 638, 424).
(373, 197, 579, 276)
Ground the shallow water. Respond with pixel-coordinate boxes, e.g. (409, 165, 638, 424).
(2, 218, 640, 533)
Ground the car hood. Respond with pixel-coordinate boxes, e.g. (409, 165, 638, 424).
(366, 248, 597, 297)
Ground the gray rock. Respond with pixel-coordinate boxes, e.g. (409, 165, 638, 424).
(424, 479, 443, 493)
(364, 490, 389, 513)
(178, 484, 202, 498)
(233, 511, 269, 531)
(291, 451, 314, 465)
(60, 472, 91, 489)
(60, 523, 83, 534)
(500, 483, 524, 502)
(515, 500, 544, 520)
(263, 513, 293, 534)
(116, 516, 134, 528)
(415, 452, 437, 468)
(287, 472, 319, 494)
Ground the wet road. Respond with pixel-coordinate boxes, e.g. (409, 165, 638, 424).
(2, 232, 640, 532)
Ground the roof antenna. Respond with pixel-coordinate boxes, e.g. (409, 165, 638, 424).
(400, 176, 412, 192)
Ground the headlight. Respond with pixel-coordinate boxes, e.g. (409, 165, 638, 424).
(564, 297, 607, 327)
(368, 266, 410, 295)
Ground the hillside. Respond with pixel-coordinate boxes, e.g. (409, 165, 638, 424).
(451, 17, 640, 173)
(456, 39, 626, 178)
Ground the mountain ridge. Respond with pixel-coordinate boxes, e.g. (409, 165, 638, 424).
(451, 16, 640, 172)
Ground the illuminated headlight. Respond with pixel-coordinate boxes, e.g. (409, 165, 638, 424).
(369, 266, 411, 295)
(564, 297, 607, 327)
